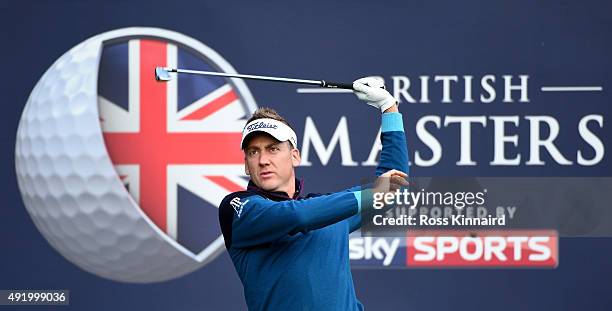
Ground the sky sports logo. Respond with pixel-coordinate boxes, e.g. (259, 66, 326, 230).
(349, 230, 558, 268)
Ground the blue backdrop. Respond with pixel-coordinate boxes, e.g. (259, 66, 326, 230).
(1, 0, 611, 310)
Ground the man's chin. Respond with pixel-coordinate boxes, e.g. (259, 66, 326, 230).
(260, 184, 280, 192)
(256, 180, 280, 192)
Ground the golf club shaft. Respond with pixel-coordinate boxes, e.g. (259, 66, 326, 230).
(165, 68, 354, 89)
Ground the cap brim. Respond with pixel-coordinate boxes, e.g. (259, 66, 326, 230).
(240, 128, 292, 149)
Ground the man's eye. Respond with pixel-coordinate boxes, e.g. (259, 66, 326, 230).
(270, 146, 280, 152)
(247, 150, 258, 157)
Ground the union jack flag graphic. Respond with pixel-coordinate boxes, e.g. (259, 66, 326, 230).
(98, 38, 253, 255)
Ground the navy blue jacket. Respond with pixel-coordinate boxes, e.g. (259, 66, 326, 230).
(219, 113, 408, 311)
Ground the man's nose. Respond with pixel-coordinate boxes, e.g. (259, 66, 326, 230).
(258, 152, 271, 166)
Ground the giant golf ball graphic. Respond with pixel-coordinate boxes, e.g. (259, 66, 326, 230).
(15, 28, 256, 283)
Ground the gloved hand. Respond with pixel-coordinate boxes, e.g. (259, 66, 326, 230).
(353, 77, 397, 112)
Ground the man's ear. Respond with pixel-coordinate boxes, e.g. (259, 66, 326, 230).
(291, 148, 301, 167)
(244, 162, 250, 176)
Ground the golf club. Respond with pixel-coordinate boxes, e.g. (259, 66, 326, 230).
(155, 67, 354, 90)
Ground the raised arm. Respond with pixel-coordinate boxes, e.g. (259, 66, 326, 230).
(348, 77, 410, 232)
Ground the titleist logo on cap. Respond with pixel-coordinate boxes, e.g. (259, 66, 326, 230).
(246, 122, 278, 132)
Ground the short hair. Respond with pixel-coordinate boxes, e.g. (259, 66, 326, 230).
(244, 107, 296, 149)
(246, 107, 293, 128)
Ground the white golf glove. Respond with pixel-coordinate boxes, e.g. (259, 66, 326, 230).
(353, 77, 397, 112)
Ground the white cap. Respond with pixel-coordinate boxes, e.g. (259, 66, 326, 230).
(240, 118, 298, 149)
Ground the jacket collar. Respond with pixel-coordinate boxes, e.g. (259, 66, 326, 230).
(247, 178, 304, 201)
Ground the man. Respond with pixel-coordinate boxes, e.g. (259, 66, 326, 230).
(218, 77, 409, 310)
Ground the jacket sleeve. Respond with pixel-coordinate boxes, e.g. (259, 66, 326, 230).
(219, 190, 361, 249)
(348, 112, 409, 233)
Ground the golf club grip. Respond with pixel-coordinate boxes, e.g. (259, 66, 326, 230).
(321, 80, 354, 90)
